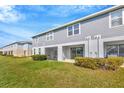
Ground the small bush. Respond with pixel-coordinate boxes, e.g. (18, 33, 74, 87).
(1, 53, 13, 57)
(75, 57, 99, 70)
(6, 55, 13, 57)
(2, 54, 7, 56)
(32, 55, 47, 61)
(105, 57, 124, 70)
(0, 51, 2, 55)
(75, 57, 124, 70)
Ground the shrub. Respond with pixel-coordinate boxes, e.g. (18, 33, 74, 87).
(105, 57, 124, 70)
(2, 54, 7, 56)
(6, 55, 13, 57)
(74, 57, 124, 70)
(0, 51, 2, 55)
(32, 55, 47, 61)
(75, 57, 99, 70)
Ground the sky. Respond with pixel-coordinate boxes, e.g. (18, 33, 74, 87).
(0, 5, 113, 47)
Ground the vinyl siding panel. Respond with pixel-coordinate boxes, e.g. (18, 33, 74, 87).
(33, 9, 124, 47)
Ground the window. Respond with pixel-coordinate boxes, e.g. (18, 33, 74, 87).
(67, 23, 80, 36)
(46, 32, 54, 41)
(39, 48, 41, 55)
(70, 47, 83, 59)
(39, 36, 42, 41)
(106, 44, 124, 57)
(74, 24, 80, 35)
(106, 45, 118, 57)
(68, 26, 73, 36)
(119, 44, 124, 56)
(110, 9, 123, 27)
(34, 37, 38, 44)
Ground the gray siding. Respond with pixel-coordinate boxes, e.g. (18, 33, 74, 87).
(33, 9, 124, 47)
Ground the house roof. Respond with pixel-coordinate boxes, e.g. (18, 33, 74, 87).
(32, 5, 124, 38)
(1, 41, 32, 48)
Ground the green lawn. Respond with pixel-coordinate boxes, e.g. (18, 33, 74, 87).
(0, 55, 124, 88)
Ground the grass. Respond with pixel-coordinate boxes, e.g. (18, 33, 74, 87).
(0, 55, 124, 88)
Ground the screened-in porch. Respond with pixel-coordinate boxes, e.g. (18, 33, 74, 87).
(63, 44, 85, 60)
(45, 47, 57, 60)
(104, 41, 124, 57)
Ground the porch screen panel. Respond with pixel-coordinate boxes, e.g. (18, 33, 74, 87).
(106, 45, 118, 57)
(76, 47, 83, 57)
(119, 44, 124, 57)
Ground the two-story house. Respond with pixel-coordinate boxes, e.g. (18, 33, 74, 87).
(32, 5, 124, 62)
(2, 41, 32, 57)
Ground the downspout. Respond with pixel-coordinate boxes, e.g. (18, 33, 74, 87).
(97, 38, 99, 58)
(88, 39, 89, 57)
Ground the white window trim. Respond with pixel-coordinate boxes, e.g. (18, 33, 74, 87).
(67, 23, 81, 37)
(46, 33, 49, 41)
(67, 25, 73, 37)
(74, 23, 81, 35)
(46, 31, 54, 41)
(109, 8, 124, 28)
(50, 32, 54, 40)
(46, 33, 48, 41)
(123, 8, 124, 25)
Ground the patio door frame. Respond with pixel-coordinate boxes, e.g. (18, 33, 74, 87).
(70, 47, 84, 59)
(105, 44, 124, 57)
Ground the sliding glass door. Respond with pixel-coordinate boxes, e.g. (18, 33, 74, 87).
(106, 45, 118, 57)
(119, 44, 124, 56)
(106, 44, 124, 57)
(70, 47, 84, 59)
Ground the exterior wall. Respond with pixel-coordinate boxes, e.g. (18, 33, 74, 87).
(2, 43, 32, 57)
(23, 44, 32, 56)
(32, 7, 124, 61)
(33, 9, 124, 47)
(2, 44, 17, 56)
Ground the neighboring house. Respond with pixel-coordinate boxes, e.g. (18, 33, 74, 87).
(0, 48, 2, 51)
(32, 5, 124, 61)
(2, 41, 32, 57)
(0, 48, 2, 53)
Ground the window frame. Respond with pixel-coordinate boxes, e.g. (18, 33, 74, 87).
(74, 23, 81, 35)
(109, 8, 124, 28)
(67, 25, 73, 36)
(67, 23, 81, 37)
(46, 31, 54, 41)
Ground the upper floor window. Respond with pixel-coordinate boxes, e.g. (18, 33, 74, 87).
(34, 37, 38, 44)
(67, 23, 80, 36)
(68, 26, 73, 36)
(74, 24, 80, 35)
(46, 32, 54, 41)
(110, 9, 123, 27)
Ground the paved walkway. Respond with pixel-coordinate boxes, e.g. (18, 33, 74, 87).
(63, 59, 75, 63)
(120, 63, 124, 67)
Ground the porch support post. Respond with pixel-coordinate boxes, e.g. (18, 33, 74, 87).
(99, 39, 104, 58)
(41, 47, 45, 55)
(84, 41, 89, 57)
(57, 45, 63, 61)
